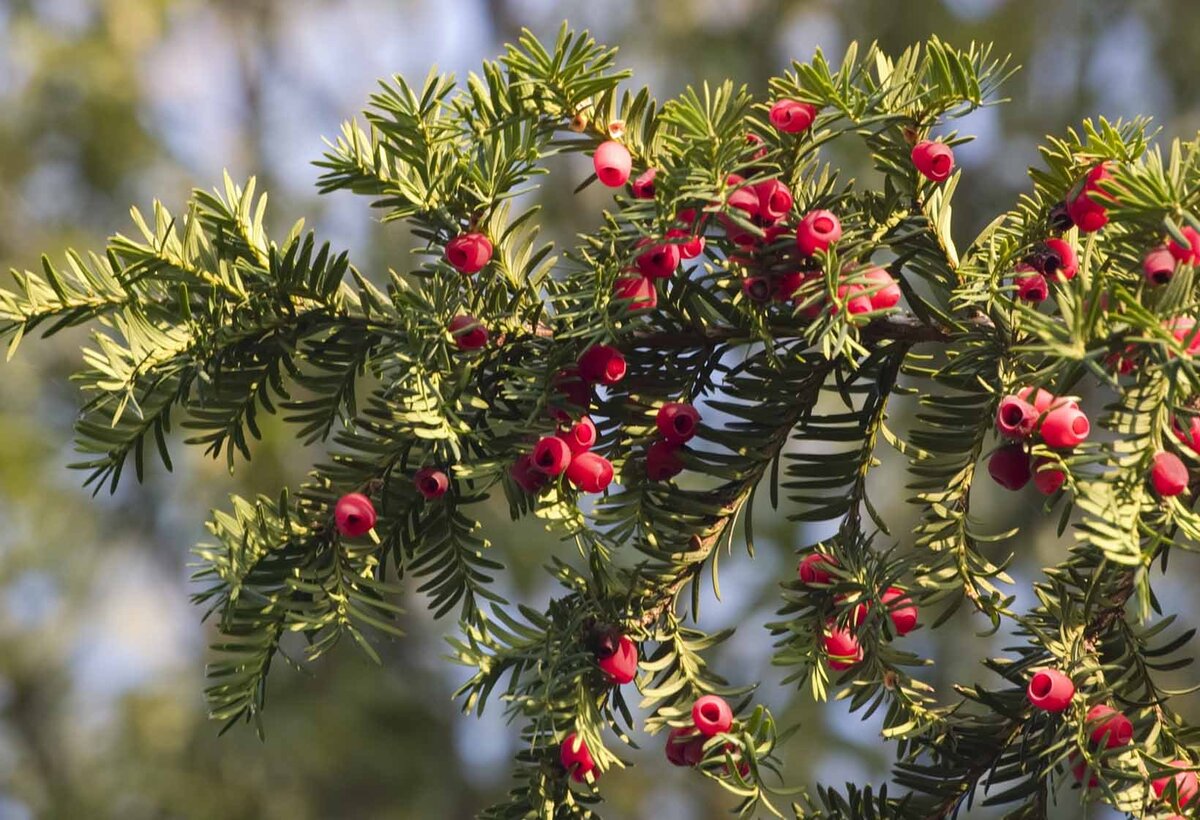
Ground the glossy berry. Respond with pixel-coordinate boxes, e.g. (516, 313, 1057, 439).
(862, 267, 901, 310)
(646, 439, 684, 481)
(557, 416, 598, 454)
(613, 274, 657, 311)
(1144, 246, 1176, 285)
(1041, 237, 1078, 280)
(1015, 269, 1048, 303)
(593, 140, 632, 187)
(1017, 386, 1056, 413)
(596, 634, 638, 684)
(836, 284, 873, 316)
(510, 454, 548, 494)
(798, 552, 837, 585)
(1169, 317, 1200, 356)
(334, 492, 376, 537)
(796, 210, 842, 257)
(665, 727, 703, 767)
(1085, 704, 1133, 749)
(1041, 402, 1090, 449)
(1032, 457, 1066, 495)
(566, 452, 614, 493)
(448, 315, 488, 350)
(996, 395, 1038, 439)
(823, 624, 863, 671)
(666, 227, 705, 260)
(1175, 415, 1200, 453)
(1151, 450, 1189, 497)
(881, 587, 917, 636)
(577, 344, 626, 386)
(1168, 226, 1200, 265)
(911, 140, 955, 182)
(559, 732, 596, 782)
(445, 232, 493, 275)
(414, 467, 449, 500)
(1066, 162, 1113, 234)
(635, 239, 681, 279)
(692, 695, 734, 736)
(551, 367, 590, 417)
(988, 445, 1032, 491)
(630, 168, 656, 199)
(754, 179, 793, 224)
(532, 435, 573, 476)
(768, 99, 818, 133)
(657, 402, 700, 445)
(1153, 761, 1198, 806)
(1026, 668, 1074, 712)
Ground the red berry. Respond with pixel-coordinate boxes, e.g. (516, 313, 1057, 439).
(1069, 751, 1099, 789)
(448, 315, 488, 350)
(1144, 246, 1177, 285)
(334, 492, 376, 537)
(665, 727, 702, 767)
(996, 395, 1038, 439)
(559, 732, 597, 782)
(1169, 317, 1200, 356)
(862, 267, 901, 310)
(630, 168, 657, 199)
(557, 416, 598, 455)
(988, 445, 1032, 491)
(823, 623, 863, 671)
(911, 140, 955, 182)
(796, 210, 842, 257)
(754, 179, 793, 224)
(510, 454, 548, 494)
(593, 140, 631, 187)
(1175, 415, 1200, 453)
(725, 176, 762, 226)
(1017, 386, 1056, 413)
(566, 452, 613, 493)
(797, 553, 837, 585)
(666, 227, 705, 259)
(835, 594, 869, 627)
(657, 402, 700, 445)
(635, 239, 681, 279)
(1026, 668, 1074, 712)
(836, 284, 873, 316)
(1153, 761, 1198, 806)
(742, 275, 772, 303)
(414, 467, 449, 500)
(1032, 457, 1066, 495)
(613, 274, 657, 311)
(691, 695, 734, 736)
(646, 439, 684, 481)
(768, 99, 818, 133)
(1168, 226, 1200, 265)
(1085, 704, 1133, 749)
(1041, 237, 1078, 280)
(1066, 162, 1113, 233)
(597, 635, 638, 684)
(744, 132, 768, 160)
(773, 271, 807, 302)
(445, 232, 493, 275)
(577, 345, 627, 385)
(1015, 269, 1048, 303)
(551, 367, 590, 418)
(881, 587, 917, 636)
(1151, 451, 1189, 497)
(1041, 402, 1090, 449)
(532, 435, 572, 476)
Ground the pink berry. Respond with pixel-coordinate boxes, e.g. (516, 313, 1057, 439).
(796, 210, 842, 257)
(754, 179, 793, 224)
(1085, 704, 1133, 749)
(445, 232, 493, 275)
(557, 416, 598, 455)
(1144, 246, 1177, 285)
(593, 140, 632, 187)
(768, 99, 818, 133)
(1174, 415, 1200, 453)
(691, 695, 734, 736)
(1041, 403, 1090, 449)
(510, 454, 548, 494)
(1017, 386, 1056, 413)
(1015, 268, 1048, 303)
(1066, 162, 1113, 234)
(635, 239, 681, 279)
(996, 395, 1038, 439)
(823, 623, 863, 671)
(1026, 668, 1074, 712)
(1151, 451, 1189, 497)
(666, 227, 705, 259)
(881, 587, 917, 636)
(565, 452, 613, 493)
(532, 436, 572, 476)
(448, 315, 488, 350)
(665, 727, 702, 767)
(656, 402, 700, 445)
(577, 345, 626, 385)
(1153, 761, 1198, 806)
(414, 467, 449, 500)
(630, 168, 657, 199)
(1032, 457, 1066, 495)
(613, 274, 657, 311)
(1168, 226, 1200, 265)
(334, 492, 376, 537)
(862, 267, 901, 310)
(911, 140, 955, 182)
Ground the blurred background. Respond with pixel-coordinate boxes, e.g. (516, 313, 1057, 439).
(2, 1, 1199, 817)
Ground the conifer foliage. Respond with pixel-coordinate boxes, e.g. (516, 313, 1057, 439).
(5, 24, 1200, 819)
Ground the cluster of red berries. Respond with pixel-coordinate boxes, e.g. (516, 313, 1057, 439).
(645, 402, 700, 481)
(988, 387, 1090, 494)
(796, 553, 918, 671)
(664, 695, 747, 776)
(333, 469, 453, 537)
(1009, 237, 1078, 304)
(512, 345, 625, 495)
